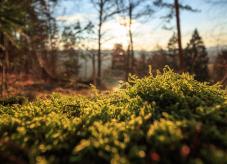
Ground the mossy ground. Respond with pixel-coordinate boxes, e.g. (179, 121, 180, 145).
(0, 67, 227, 164)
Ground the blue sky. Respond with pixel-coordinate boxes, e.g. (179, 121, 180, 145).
(54, 0, 227, 50)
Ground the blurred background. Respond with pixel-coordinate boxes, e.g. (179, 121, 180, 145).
(0, 0, 227, 99)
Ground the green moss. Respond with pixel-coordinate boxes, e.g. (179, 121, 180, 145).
(0, 67, 226, 163)
(0, 96, 28, 106)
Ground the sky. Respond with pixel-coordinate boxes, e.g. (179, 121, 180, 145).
(54, 0, 227, 51)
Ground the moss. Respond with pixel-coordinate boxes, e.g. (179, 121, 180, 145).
(0, 67, 226, 163)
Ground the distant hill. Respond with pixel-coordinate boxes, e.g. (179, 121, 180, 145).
(97, 45, 227, 64)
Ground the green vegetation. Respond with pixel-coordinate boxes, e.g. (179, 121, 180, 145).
(0, 96, 28, 106)
(0, 67, 227, 163)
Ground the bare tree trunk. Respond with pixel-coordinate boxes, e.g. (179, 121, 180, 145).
(129, 22, 134, 73)
(128, 2, 134, 75)
(1, 59, 5, 97)
(92, 53, 96, 85)
(97, 1, 103, 86)
(175, 0, 184, 72)
(0, 32, 4, 97)
(97, 25, 102, 86)
(1, 37, 9, 97)
(125, 45, 130, 81)
(5, 39, 9, 95)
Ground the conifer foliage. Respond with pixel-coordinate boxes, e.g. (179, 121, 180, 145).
(213, 50, 227, 84)
(185, 29, 209, 81)
(167, 32, 178, 57)
(166, 32, 178, 69)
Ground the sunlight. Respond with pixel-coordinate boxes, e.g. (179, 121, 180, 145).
(102, 20, 129, 49)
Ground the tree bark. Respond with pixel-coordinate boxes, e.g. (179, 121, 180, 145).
(0, 33, 9, 97)
(0, 32, 4, 97)
(4, 39, 9, 94)
(1, 58, 5, 97)
(97, 0, 103, 86)
(92, 53, 96, 85)
(125, 45, 130, 81)
(128, 2, 134, 75)
(175, 0, 184, 72)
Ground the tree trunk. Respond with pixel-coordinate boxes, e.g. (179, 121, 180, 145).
(175, 0, 184, 72)
(129, 24, 134, 73)
(128, 2, 134, 75)
(97, 25, 102, 86)
(92, 53, 96, 85)
(1, 59, 5, 97)
(97, 1, 103, 86)
(125, 45, 130, 81)
(4, 39, 9, 94)
(0, 32, 4, 97)
(0, 34, 9, 97)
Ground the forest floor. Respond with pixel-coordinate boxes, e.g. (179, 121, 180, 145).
(1, 70, 126, 100)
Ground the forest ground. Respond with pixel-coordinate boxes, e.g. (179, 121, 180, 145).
(1, 70, 125, 99)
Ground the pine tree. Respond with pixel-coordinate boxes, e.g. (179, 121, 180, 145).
(153, 0, 198, 71)
(167, 32, 178, 57)
(185, 29, 209, 81)
(166, 32, 178, 69)
(213, 50, 227, 84)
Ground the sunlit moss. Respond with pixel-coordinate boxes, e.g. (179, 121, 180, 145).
(0, 67, 226, 163)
